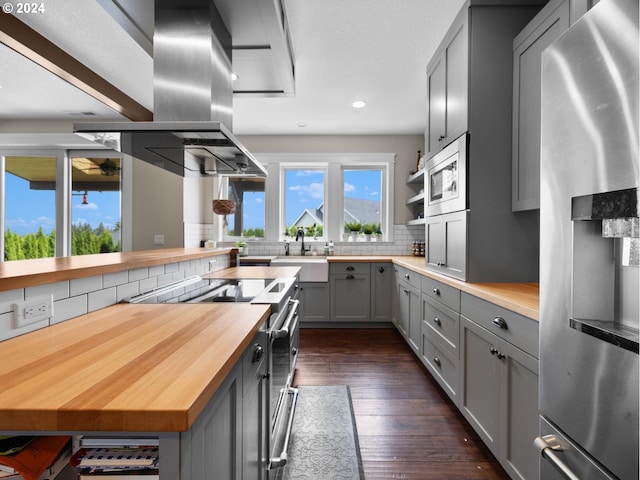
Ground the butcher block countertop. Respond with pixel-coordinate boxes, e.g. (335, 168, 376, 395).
(203, 265, 300, 280)
(0, 302, 270, 433)
(0, 247, 235, 291)
(329, 255, 539, 320)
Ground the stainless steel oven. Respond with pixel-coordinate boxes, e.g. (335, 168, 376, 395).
(425, 133, 468, 216)
(123, 275, 301, 476)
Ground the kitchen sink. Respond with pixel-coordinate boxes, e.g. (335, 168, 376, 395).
(271, 256, 328, 282)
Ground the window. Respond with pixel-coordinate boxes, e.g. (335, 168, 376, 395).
(71, 156, 122, 255)
(1, 150, 125, 261)
(343, 169, 383, 239)
(284, 168, 325, 238)
(226, 177, 265, 238)
(3, 156, 57, 260)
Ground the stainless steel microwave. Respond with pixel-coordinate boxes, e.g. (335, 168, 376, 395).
(425, 133, 468, 216)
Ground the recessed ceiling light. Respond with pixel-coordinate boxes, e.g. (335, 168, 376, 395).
(297, 122, 307, 128)
(352, 100, 367, 109)
(231, 73, 239, 81)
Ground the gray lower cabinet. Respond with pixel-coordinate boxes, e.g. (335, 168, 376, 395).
(330, 263, 370, 322)
(393, 266, 421, 342)
(299, 282, 330, 323)
(178, 327, 268, 480)
(371, 262, 393, 322)
(459, 295, 539, 480)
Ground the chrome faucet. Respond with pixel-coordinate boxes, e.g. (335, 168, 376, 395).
(295, 228, 310, 256)
(284, 241, 290, 256)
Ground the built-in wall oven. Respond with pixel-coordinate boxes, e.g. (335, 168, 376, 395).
(123, 275, 300, 477)
(425, 133, 468, 217)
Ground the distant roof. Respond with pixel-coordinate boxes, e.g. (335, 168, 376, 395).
(291, 197, 380, 226)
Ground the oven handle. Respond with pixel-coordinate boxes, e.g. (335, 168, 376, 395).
(272, 298, 300, 340)
(270, 386, 299, 469)
(534, 435, 581, 480)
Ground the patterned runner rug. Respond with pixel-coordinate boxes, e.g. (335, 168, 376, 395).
(274, 385, 365, 480)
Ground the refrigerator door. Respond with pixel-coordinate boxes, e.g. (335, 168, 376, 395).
(540, 0, 639, 478)
(537, 417, 618, 480)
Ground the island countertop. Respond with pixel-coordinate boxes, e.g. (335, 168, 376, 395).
(0, 302, 270, 433)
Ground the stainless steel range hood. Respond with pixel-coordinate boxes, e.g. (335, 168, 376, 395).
(74, 120, 267, 177)
(75, 0, 267, 177)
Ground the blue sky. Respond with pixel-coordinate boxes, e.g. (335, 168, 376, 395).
(5, 173, 121, 236)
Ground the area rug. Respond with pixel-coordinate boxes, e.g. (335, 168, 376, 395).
(274, 385, 365, 480)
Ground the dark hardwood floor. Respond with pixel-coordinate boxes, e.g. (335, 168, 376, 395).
(293, 327, 511, 480)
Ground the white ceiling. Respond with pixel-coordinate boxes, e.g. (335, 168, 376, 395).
(0, 0, 466, 136)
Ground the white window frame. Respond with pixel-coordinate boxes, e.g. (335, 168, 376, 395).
(258, 153, 395, 243)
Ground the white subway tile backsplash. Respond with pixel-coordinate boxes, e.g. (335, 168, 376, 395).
(0, 289, 23, 307)
(149, 265, 165, 278)
(103, 270, 129, 288)
(139, 277, 158, 294)
(70, 275, 102, 296)
(164, 262, 179, 273)
(88, 287, 117, 312)
(128, 268, 149, 282)
(117, 282, 141, 302)
(53, 295, 88, 325)
(0, 311, 48, 341)
(26, 281, 69, 301)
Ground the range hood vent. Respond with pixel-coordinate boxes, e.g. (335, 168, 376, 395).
(74, 121, 267, 177)
(75, 0, 267, 177)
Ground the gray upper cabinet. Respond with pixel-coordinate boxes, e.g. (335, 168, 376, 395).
(512, 0, 570, 211)
(425, 18, 468, 158)
(425, 210, 467, 281)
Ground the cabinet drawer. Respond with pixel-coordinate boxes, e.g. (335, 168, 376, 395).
(422, 295, 459, 357)
(329, 262, 370, 276)
(396, 266, 422, 290)
(422, 276, 460, 312)
(421, 332, 459, 404)
(461, 292, 539, 358)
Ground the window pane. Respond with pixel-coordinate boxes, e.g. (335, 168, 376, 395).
(4, 156, 56, 260)
(343, 169, 382, 238)
(71, 157, 122, 255)
(227, 177, 265, 238)
(284, 169, 325, 238)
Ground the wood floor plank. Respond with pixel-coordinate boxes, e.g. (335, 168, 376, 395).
(293, 327, 510, 480)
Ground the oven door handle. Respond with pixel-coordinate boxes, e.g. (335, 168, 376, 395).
(272, 298, 300, 340)
(270, 386, 299, 469)
(534, 435, 581, 480)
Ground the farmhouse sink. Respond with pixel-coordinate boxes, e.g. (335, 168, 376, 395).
(271, 256, 328, 282)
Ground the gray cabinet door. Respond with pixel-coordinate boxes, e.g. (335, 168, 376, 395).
(459, 315, 501, 456)
(512, 0, 570, 211)
(242, 332, 269, 480)
(181, 361, 243, 480)
(399, 281, 421, 353)
(425, 210, 468, 281)
(371, 263, 393, 322)
(425, 12, 469, 158)
(330, 274, 370, 322)
(499, 339, 539, 480)
(299, 282, 330, 323)
(391, 267, 406, 336)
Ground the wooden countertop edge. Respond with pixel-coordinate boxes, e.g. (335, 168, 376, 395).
(329, 255, 539, 320)
(0, 303, 271, 433)
(0, 248, 235, 291)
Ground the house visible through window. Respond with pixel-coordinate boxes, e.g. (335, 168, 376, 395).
(284, 168, 325, 238)
(343, 169, 383, 238)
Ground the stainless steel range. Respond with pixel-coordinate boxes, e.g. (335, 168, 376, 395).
(124, 274, 300, 477)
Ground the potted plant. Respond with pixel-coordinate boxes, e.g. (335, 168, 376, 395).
(345, 222, 361, 241)
(235, 240, 248, 256)
(362, 223, 375, 241)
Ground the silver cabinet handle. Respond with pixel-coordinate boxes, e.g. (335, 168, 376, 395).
(433, 288, 440, 296)
(534, 435, 580, 480)
(433, 317, 442, 326)
(433, 357, 441, 367)
(270, 387, 299, 469)
(492, 316, 508, 329)
(404, 273, 410, 280)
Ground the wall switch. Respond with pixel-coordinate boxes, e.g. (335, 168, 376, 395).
(12, 295, 54, 328)
(154, 234, 165, 245)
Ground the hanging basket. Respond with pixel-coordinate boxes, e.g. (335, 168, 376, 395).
(212, 199, 235, 215)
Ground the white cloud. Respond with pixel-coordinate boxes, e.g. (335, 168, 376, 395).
(289, 182, 324, 199)
(76, 202, 98, 210)
(255, 198, 263, 204)
(295, 170, 323, 177)
(344, 183, 356, 193)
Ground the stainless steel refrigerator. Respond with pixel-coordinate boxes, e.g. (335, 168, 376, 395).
(538, 0, 639, 478)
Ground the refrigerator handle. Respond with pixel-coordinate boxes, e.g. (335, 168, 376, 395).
(534, 435, 580, 480)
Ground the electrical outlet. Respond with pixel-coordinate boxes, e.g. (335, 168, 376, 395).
(12, 295, 54, 328)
